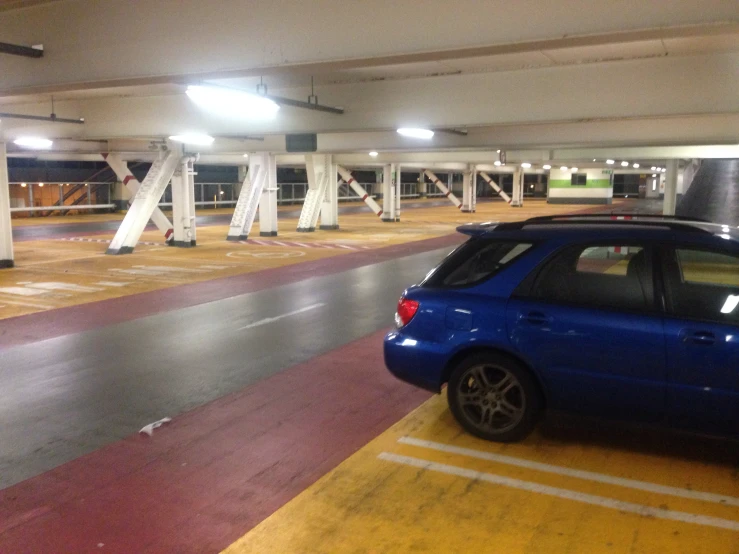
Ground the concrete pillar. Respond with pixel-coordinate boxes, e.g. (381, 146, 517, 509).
(663, 159, 679, 216)
(382, 164, 395, 221)
(418, 171, 427, 198)
(319, 160, 339, 230)
(395, 164, 401, 221)
(171, 159, 195, 247)
(0, 143, 14, 268)
(260, 154, 279, 235)
(511, 167, 524, 207)
(461, 165, 476, 212)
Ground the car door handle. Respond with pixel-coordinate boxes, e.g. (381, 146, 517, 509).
(522, 311, 551, 325)
(680, 330, 716, 346)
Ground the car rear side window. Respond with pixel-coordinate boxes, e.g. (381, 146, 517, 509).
(529, 243, 653, 311)
(423, 239, 533, 287)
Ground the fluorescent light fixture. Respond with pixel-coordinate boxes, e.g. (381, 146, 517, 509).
(369, 151, 379, 157)
(169, 133, 215, 146)
(633, 163, 640, 168)
(14, 137, 52, 149)
(20, 182, 26, 187)
(606, 159, 615, 165)
(652, 173, 657, 177)
(721, 294, 739, 314)
(186, 85, 279, 119)
(621, 161, 629, 167)
(592, 158, 597, 162)
(543, 164, 551, 170)
(243, 153, 249, 158)
(494, 160, 502, 166)
(496, 149, 501, 153)
(560, 166, 568, 171)
(661, 168, 666, 173)
(521, 162, 531, 168)
(651, 166, 656, 170)
(397, 128, 434, 139)
(571, 167, 579, 172)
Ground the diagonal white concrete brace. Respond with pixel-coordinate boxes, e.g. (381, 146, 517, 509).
(106, 149, 182, 255)
(103, 153, 174, 243)
(297, 154, 332, 232)
(479, 171, 512, 205)
(424, 169, 462, 209)
(336, 165, 384, 218)
(227, 153, 268, 241)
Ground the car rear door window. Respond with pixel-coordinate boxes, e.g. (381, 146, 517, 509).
(423, 240, 533, 287)
(664, 248, 739, 324)
(530, 244, 653, 311)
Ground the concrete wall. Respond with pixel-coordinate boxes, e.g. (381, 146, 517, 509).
(547, 168, 613, 204)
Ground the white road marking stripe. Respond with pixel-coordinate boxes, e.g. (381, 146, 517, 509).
(378, 453, 739, 531)
(273, 241, 288, 247)
(0, 297, 54, 309)
(292, 242, 310, 248)
(95, 281, 133, 287)
(399, 437, 739, 507)
(237, 303, 325, 331)
(335, 244, 354, 250)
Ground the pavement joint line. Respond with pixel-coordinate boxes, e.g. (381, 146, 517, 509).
(398, 437, 739, 507)
(378, 452, 739, 532)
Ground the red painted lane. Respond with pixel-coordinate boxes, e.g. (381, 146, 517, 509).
(0, 329, 432, 554)
(0, 233, 463, 349)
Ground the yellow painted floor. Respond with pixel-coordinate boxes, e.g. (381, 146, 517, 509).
(224, 394, 739, 554)
(1, 200, 615, 320)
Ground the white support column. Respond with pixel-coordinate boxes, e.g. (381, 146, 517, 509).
(395, 164, 402, 221)
(461, 165, 476, 212)
(424, 169, 462, 209)
(106, 149, 181, 255)
(337, 166, 384, 218)
(103, 153, 174, 244)
(259, 153, 278, 236)
(186, 158, 197, 245)
(171, 158, 196, 247)
(319, 159, 339, 230)
(418, 171, 427, 198)
(381, 164, 396, 222)
(511, 167, 524, 207)
(0, 143, 14, 268)
(471, 166, 478, 212)
(297, 154, 331, 232)
(227, 152, 269, 241)
(663, 159, 679, 216)
(479, 172, 512, 205)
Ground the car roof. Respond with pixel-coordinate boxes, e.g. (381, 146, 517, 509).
(457, 214, 739, 244)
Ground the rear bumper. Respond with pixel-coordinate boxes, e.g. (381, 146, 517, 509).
(383, 331, 449, 393)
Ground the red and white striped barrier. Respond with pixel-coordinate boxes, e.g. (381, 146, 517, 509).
(479, 172, 512, 205)
(337, 166, 384, 218)
(423, 170, 462, 209)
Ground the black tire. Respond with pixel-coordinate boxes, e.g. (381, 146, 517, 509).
(447, 352, 542, 442)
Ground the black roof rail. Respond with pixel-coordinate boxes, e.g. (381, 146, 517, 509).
(524, 213, 711, 223)
(494, 217, 713, 234)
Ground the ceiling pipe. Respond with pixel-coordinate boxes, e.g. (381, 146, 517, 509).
(0, 112, 84, 124)
(0, 42, 43, 58)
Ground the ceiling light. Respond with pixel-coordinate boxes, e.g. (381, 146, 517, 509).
(560, 166, 568, 171)
(652, 173, 657, 177)
(493, 160, 502, 166)
(219, 190, 224, 195)
(592, 159, 597, 162)
(521, 162, 531, 168)
(20, 182, 26, 187)
(38, 182, 44, 187)
(661, 168, 666, 173)
(620, 161, 629, 167)
(651, 166, 656, 170)
(496, 149, 501, 153)
(543, 164, 551, 170)
(633, 163, 640, 168)
(243, 153, 249, 158)
(606, 159, 615, 165)
(169, 133, 215, 146)
(14, 137, 53, 149)
(369, 151, 379, 157)
(397, 128, 434, 139)
(186, 85, 279, 119)
(571, 167, 579, 172)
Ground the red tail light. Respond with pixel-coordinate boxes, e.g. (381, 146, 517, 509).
(396, 297, 419, 327)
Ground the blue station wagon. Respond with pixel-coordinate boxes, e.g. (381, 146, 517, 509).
(384, 215, 739, 442)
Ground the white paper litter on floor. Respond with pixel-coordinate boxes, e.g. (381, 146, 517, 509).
(139, 417, 172, 437)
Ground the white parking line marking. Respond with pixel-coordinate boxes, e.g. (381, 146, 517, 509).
(399, 437, 739, 507)
(237, 303, 325, 331)
(95, 281, 133, 287)
(378, 452, 739, 532)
